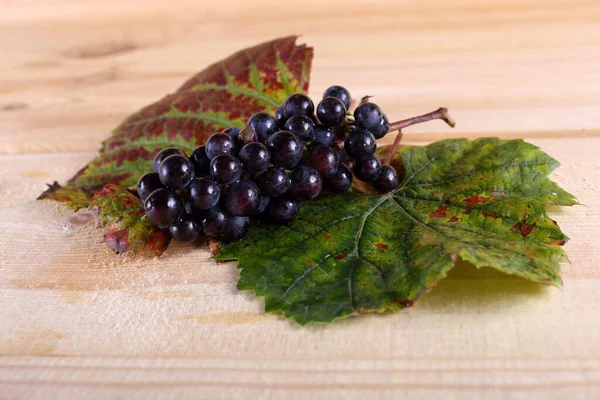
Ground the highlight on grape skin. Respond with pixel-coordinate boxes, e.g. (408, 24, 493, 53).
(137, 86, 396, 243)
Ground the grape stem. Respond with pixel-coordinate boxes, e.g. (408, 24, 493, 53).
(384, 107, 455, 165)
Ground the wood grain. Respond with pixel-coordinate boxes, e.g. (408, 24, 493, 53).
(1, 0, 599, 399)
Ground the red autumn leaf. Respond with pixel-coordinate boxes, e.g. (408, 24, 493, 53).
(39, 36, 313, 210)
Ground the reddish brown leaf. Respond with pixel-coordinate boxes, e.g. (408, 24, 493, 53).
(40, 36, 313, 208)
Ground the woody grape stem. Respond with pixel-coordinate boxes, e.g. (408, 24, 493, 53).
(384, 107, 455, 165)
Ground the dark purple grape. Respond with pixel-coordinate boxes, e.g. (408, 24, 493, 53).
(282, 93, 314, 119)
(274, 105, 286, 128)
(223, 180, 261, 217)
(267, 196, 300, 223)
(353, 102, 383, 131)
(183, 199, 207, 224)
(137, 172, 163, 201)
(186, 177, 220, 210)
(353, 157, 382, 182)
(323, 85, 351, 109)
(267, 131, 303, 169)
(237, 127, 258, 147)
(306, 145, 339, 177)
(247, 112, 277, 142)
(344, 130, 377, 161)
(256, 166, 291, 197)
(219, 215, 250, 243)
(288, 166, 322, 200)
(373, 165, 398, 193)
(370, 114, 389, 139)
(205, 132, 236, 159)
(158, 154, 195, 190)
(284, 116, 315, 143)
(317, 97, 346, 127)
(311, 124, 335, 147)
(238, 142, 270, 174)
(255, 195, 270, 215)
(209, 154, 243, 185)
(169, 213, 200, 243)
(144, 188, 183, 227)
(202, 206, 230, 236)
(327, 164, 353, 193)
(189, 145, 211, 177)
(223, 127, 242, 141)
(152, 147, 185, 173)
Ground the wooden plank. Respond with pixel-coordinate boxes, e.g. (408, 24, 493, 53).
(1, 0, 599, 398)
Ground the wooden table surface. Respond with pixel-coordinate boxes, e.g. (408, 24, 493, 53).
(1, 1, 599, 399)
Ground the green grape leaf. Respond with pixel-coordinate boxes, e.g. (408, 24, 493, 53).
(89, 184, 170, 257)
(215, 138, 577, 325)
(39, 36, 313, 208)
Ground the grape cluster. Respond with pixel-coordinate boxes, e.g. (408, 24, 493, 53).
(137, 86, 398, 243)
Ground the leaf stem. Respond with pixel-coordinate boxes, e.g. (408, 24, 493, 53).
(384, 107, 455, 165)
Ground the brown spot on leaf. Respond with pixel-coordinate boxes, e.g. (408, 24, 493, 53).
(429, 206, 448, 218)
(448, 216, 458, 223)
(375, 243, 389, 250)
(482, 212, 502, 219)
(322, 233, 333, 240)
(511, 221, 535, 237)
(464, 195, 491, 207)
(305, 258, 314, 265)
(395, 299, 414, 308)
(335, 253, 347, 260)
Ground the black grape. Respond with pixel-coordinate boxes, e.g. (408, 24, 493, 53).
(317, 97, 346, 127)
(247, 112, 277, 142)
(186, 177, 220, 210)
(373, 165, 398, 193)
(323, 85, 351, 109)
(353, 157, 382, 182)
(353, 102, 383, 131)
(152, 147, 185, 173)
(306, 145, 339, 177)
(137, 172, 163, 201)
(288, 166, 322, 200)
(238, 142, 271, 174)
(223, 180, 261, 217)
(219, 215, 250, 243)
(256, 166, 291, 197)
(157, 154, 195, 190)
(326, 164, 353, 193)
(209, 154, 243, 185)
(237, 127, 259, 146)
(370, 114, 389, 139)
(284, 116, 315, 143)
(282, 93, 314, 119)
(312, 124, 335, 147)
(344, 130, 377, 161)
(267, 196, 300, 223)
(267, 131, 303, 169)
(144, 188, 183, 227)
(169, 213, 200, 243)
(205, 132, 236, 159)
(203, 206, 230, 236)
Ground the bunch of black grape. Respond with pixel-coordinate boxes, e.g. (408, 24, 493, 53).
(137, 86, 398, 243)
